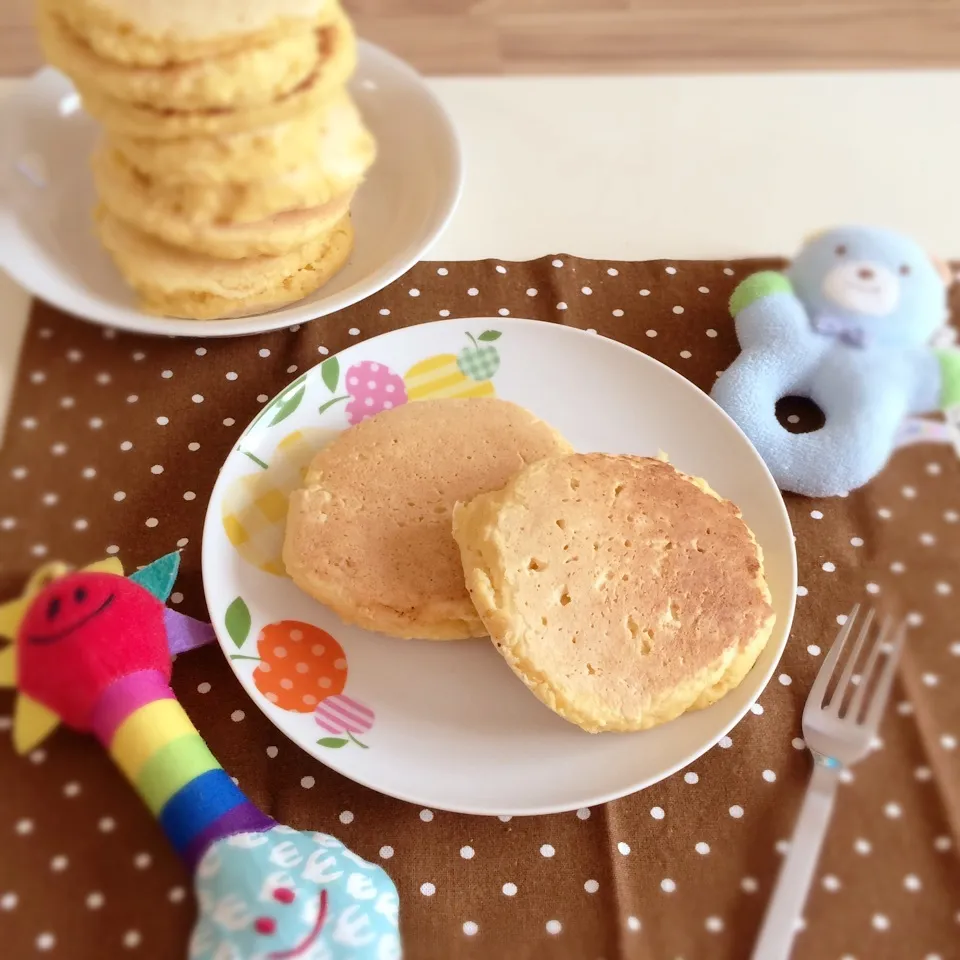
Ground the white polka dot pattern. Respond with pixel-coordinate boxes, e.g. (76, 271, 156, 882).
(1, 257, 958, 957)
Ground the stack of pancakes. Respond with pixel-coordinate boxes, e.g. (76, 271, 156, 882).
(284, 398, 776, 734)
(39, 0, 374, 320)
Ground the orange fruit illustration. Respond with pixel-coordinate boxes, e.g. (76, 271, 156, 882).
(252, 620, 347, 712)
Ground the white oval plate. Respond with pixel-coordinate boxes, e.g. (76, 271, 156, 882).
(0, 47, 461, 338)
(202, 318, 796, 815)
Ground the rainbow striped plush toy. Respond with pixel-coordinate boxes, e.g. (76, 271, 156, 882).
(0, 553, 401, 960)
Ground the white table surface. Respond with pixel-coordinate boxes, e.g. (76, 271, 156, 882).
(3, 69, 960, 438)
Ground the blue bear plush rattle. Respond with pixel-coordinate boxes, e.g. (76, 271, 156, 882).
(712, 226, 960, 497)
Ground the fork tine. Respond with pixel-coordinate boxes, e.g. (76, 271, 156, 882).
(828, 607, 874, 713)
(862, 620, 907, 731)
(808, 604, 859, 709)
(847, 614, 892, 721)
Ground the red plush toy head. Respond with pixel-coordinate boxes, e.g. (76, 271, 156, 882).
(17, 571, 170, 731)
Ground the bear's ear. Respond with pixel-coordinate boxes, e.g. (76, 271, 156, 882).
(930, 255, 953, 287)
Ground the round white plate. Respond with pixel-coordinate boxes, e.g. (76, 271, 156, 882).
(0, 48, 461, 338)
(202, 318, 796, 815)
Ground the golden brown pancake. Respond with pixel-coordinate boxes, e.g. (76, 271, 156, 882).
(284, 398, 573, 639)
(95, 209, 353, 320)
(44, 0, 333, 67)
(453, 453, 775, 732)
(93, 146, 355, 258)
(75, 15, 356, 139)
(103, 91, 375, 205)
(38, 2, 333, 111)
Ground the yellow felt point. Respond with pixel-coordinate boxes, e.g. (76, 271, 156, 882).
(110, 699, 197, 781)
(0, 645, 16, 688)
(0, 597, 28, 644)
(85, 557, 125, 577)
(24, 561, 72, 596)
(13, 694, 60, 754)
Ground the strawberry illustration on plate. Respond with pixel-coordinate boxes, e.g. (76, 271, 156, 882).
(404, 331, 501, 401)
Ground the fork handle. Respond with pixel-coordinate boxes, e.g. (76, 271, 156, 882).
(751, 762, 839, 960)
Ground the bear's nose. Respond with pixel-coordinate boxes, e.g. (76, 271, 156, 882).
(857, 267, 875, 281)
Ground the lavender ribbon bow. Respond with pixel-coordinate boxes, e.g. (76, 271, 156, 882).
(811, 313, 868, 349)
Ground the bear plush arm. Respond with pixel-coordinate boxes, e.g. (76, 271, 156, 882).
(729, 271, 811, 351)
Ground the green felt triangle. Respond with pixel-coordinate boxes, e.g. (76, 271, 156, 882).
(129, 552, 180, 602)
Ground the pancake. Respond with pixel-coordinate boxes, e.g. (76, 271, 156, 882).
(44, 0, 332, 67)
(38, 3, 335, 111)
(95, 208, 353, 320)
(108, 110, 322, 186)
(283, 399, 573, 640)
(93, 146, 356, 258)
(76, 15, 356, 139)
(452, 453, 775, 732)
(106, 91, 376, 198)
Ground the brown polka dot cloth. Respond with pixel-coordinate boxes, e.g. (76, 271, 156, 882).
(1, 257, 958, 960)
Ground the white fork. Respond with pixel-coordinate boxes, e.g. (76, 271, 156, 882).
(751, 605, 907, 960)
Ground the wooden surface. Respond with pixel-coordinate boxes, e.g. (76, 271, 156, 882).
(4, 0, 960, 76)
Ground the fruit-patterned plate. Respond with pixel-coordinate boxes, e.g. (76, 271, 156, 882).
(202, 317, 796, 815)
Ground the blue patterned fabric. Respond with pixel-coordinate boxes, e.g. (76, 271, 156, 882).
(190, 825, 400, 960)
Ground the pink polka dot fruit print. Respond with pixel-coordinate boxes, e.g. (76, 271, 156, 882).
(344, 361, 407, 424)
(309, 330, 505, 424)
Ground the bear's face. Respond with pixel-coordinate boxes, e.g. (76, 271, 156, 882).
(785, 227, 947, 347)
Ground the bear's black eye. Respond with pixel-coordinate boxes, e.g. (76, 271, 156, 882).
(74, 586, 87, 604)
(835, 244, 847, 256)
(899, 264, 911, 276)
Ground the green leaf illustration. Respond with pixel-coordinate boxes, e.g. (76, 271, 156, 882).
(224, 597, 251, 648)
(478, 330, 502, 342)
(269, 384, 305, 426)
(317, 737, 348, 749)
(242, 451, 269, 470)
(244, 374, 307, 436)
(318, 396, 348, 416)
(321, 357, 340, 394)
